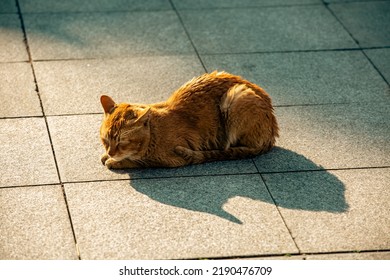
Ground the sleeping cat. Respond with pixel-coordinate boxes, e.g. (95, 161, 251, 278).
(100, 71, 278, 169)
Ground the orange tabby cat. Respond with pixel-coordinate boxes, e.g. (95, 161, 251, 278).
(100, 71, 278, 169)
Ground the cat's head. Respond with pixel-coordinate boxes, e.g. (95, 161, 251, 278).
(100, 95, 151, 162)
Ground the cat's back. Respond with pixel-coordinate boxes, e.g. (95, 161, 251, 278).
(167, 71, 241, 106)
(167, 71, 271, 108)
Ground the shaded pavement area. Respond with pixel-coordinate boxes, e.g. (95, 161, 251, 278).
(0, 0, 389, 259)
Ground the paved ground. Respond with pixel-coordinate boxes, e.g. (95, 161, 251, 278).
(0, 0, 389, 260)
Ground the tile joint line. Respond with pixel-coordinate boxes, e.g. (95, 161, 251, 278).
(169, 0, 208, 73)
(321, 0, 389, 86)
(252, 159, 301, 254)
(15, 0, 81, 260)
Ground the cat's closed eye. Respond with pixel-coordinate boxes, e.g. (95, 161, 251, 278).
(118, 142, 130, 149)
(102, 138, 109, 148)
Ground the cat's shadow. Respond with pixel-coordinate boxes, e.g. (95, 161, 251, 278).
(114, 147, 348, 224)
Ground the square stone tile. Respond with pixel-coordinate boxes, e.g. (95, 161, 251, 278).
(329, 1, 390, 48)
(24, 11, 193, 60)
(0, 14, 28, 62)
(249, 255, 305, 260)
(19, 0, 171, 13)
(47, 114, 258, 183)
(0, 185, 78, 259)
(262, 170, 349, 214)
(0, 62, 42, 118)
(0, 118, 59, 187)
(254, 251, 390, 260)
(0, 0, 17, 12)
(180, 5, 357, 54)
(202, 51, 389, 106)
(65, 175, 298, 259)
(34, 55, 204, 115)
(172, 0, 321, 9)
(263, 168, 390, 253)
(325, 0, 383, 2)
(255, 103, 390, 172)
(365, 48, 390, 84)
(306, 251, 390, 260)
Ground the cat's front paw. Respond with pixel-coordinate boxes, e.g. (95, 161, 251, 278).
(105, 158, 120, 169)
(101, 153, 109, 165)
(104, 158, 141, 169)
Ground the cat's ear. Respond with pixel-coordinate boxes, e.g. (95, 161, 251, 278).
(135, 107, 151, 126)
(100, 95, 116, 115)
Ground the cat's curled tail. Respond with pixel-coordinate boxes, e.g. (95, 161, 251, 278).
(174, 146, 262, 164)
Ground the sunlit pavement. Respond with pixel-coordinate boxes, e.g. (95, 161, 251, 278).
(0, 0, 389, 260)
